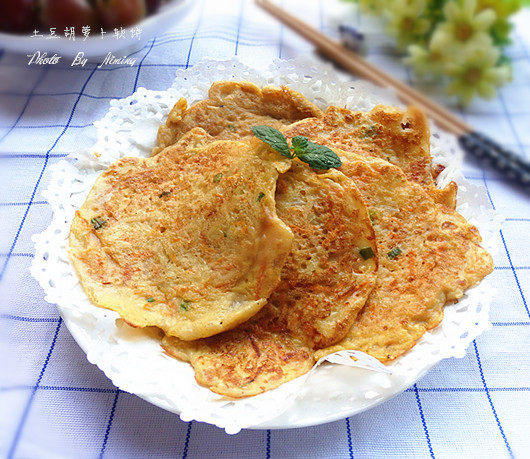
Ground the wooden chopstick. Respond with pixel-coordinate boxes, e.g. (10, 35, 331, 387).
(255, 0, 472, 136)
(256, 0, 530, 190)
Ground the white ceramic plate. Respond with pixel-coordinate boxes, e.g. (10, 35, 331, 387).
(31, 58, 498, 434)
(60, 312, 437, 430)
(0, 0, 192, 58)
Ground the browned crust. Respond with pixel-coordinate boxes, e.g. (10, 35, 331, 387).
(152, 81, 323, 155)
(283, 104, 458, 208)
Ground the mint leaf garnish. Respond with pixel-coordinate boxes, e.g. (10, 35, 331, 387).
(296, 140, 342, 170)
(291, 136, 308, 156)
(251, 125, 292, 158)
(252, 126, 341, 170)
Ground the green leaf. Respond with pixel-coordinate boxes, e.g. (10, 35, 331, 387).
(291, 136, 309, 156)
(387, 247, 402, 259)
(146, 297, 155, 303)
(359, 247, 375, 260)
(213, 172, 223, 183)
(251, 125, 292, 158)
(180, 300, 191, 311)
(296, 140, 342, 170)
(257, 192, 265, 202)
(363, 124, 378, 138)
(252, 126, 341, 170)
(90, 217, 107, 230)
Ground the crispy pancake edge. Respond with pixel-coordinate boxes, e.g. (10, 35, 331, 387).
(314, 150, 493, 362)
(69, 139, 294, 340)
(152, 80, 323, 155)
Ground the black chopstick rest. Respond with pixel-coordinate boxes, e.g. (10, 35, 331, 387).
(339, 24, 366, 54)
(458, 131, 530, 191)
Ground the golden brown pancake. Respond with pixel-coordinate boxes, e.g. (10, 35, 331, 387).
(152, 81, 323, 155)
(314, 150, 493, 362)
(163, 163, 378, 397)
(163, 303, 316, 398)
(69, 138, 294, 340)
(283, 105, 458, 208)
(270, 163, 378, 349)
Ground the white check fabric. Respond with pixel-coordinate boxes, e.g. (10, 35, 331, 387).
(0, 1, 529, 457)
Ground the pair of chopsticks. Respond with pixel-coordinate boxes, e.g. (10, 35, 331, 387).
(256, 0, 530, 190)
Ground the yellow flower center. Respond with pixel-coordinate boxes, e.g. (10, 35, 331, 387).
(465, 68, 482, 84)
(429, 50, 443, 62)
(401, 17, 414, 32)
(456, 22, 473, 41)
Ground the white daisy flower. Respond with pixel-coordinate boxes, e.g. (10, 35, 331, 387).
(444, 43, 510, 105)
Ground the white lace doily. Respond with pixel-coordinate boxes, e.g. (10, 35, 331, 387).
(31, 58, 500, 434)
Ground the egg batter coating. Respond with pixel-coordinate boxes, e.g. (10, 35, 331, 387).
(315, 150, 493, 362)
(69, 139, 294, 340)
(152, 80, 323, 155)
(283, 105, 458, 208)
(163, 163, 378, 397)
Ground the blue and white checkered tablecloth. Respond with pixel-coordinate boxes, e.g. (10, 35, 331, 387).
(0, 0, 529, 457)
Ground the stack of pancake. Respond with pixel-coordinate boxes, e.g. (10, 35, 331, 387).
(69, 81, 493, 397)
